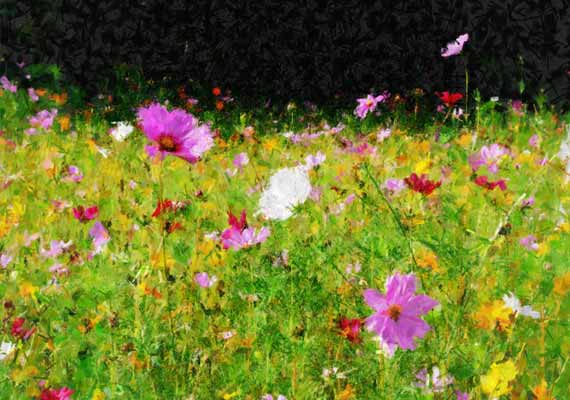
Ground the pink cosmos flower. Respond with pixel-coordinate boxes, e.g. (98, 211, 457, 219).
(363, 273, 438, 351)
(262, 394, 287, 400)
(455, 391, 469, 400)
(521, 195, 535, 208)
(40, 387, 75, 400)
(233, 152, 249, 170)
(511, 100, 524, 116)
(63, 166, 83, 183)
(24, 231, 40, 247)
(194, 272, 218, 288)
(72, 206, 99, 222)
(305, 151, 326, 169)
(309, 186, 323, 202)
(26, 109, 58, 135)
(0, 76, 17, 93)
(384, 178, 407, 195)
(49, 263, 69, 276)
(0, 253, 13, 268)
(377, 128, 392, 142)
(221, 210, 270, 250)
(137, 103, 214, 163)
(528, 134, 540, 148)
(441, 33, 469, 57)
(11, 318, 36, 340)
(519, 234, 538, 251)
(89, 221, 110, 256)
(28, 87, 39, 102)
(468, 144, 509, 174)
(354, 92, 389, 119)
(41, 240, 73, 258)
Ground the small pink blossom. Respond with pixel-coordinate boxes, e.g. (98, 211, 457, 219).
(384, 178, 406, 195)
(221, 210, 270, 250)
(377, 128, 392, 142)
(528, 134, 540, 148)
(195, 272, 218, 288)
(28, 87, 39, 102)
(519, 234, 538, 251)
(63, 166, 83, 183)
(26, 109, 58, 135)
(441, 33, 469, 57)
(354, 92, 389, 119)
(468, 144, 509, 174)
(0, 253, 13, 268)
(305, 151, 326, 169)
(89, 221, 110, 256)
(233, 152, 249, 170)
(41, 240, 73, 258)
(0, 76, 17, 93)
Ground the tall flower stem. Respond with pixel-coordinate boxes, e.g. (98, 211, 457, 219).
(464, 59, 469, 119)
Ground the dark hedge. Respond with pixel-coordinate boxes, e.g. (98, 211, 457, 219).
(1, 0, 569, 109)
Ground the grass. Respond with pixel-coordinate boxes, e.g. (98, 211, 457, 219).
(0, 66, 568, 399)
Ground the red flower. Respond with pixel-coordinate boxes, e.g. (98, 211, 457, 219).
(473, 175, 507, 191)
(436, 91, 463, 108)
(228, 209, 247, 231)
(40, 387, 75, 400)
(11, 317, 36, 340)
(338, 317, 363, 344)
(151, 200, 188, 218)
(216, 100, 225, 111)
(404, 173, 441, 196)
(212, 87, 221, 96)
(72, 205, 99, 222)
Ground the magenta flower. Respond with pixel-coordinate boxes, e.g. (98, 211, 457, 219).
(89, 221, 110, 256)
(441, 33, 469, 57)
(519, 234, 538, 251)
(137, 103, 214, 163)
(40, 386, 75, 400)
(363, 273, 438, 351)
(0, 76, 17, 93)
(72, 205, 99, 222)
(455, 391, 469, 400)
(468, 144, 509, 174)
(26, 109, 58, 135)
(354, 92, 389, 119)
(194, 272, 218, 288)
(220, 210, 270, 250)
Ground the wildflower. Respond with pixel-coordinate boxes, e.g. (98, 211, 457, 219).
(137, 103, 214, 163)
(452, 107, 464, 119)
(436, 92, 463, 108)
(232, 152, 249, 170)
(89, 221, 110, 256)
(354, 92, 389, 119)
(377, 128, 392, 142)
(441, 33, 469, 57)
(473, 175, 507, 191)
(455, 391, 469, 400)
(468, 144, 509, 174)
(338, 317, 363, 343)
(63, 166, 83, 183)
(221, 210, 270, 250)
(28, 87, 39, 102)
(521, 195, 535, 208)
(322, 367, 347, 380)
(11, 318, 36, 340)
(363, 272, 439, 351)
(26, 109, 58, 135)
(520, 234, 539, 251)
(39, 387, 75, 400)
(109, 122, 134, 142)
(151, 199, 188, 218)
(480, 360, 517, 398)
(415, 366, 454, 394)
(261, 395, 287, 400)
(72, 205, 99, 222)
(0, 341, 15, 360)
(404, 173, 441, 196)
(49, 263, 69, 276)
(187, 97, 199, 107)
(0, 253, 12, 268)
(474, 300, 512, 331)
(531, 380, 555, 400)
(221, 330, 235, 340)
(194, 272, 218, 288)
(258, 166, 312, 220)
(0, 76, 17, 92)
(511, 100, 524, 116)
(528, 134, 540, 148)
(490, 96, 499, 102)
(41, 240, 73, 258)
(384, 178, 407, 195)
(304, 151, 326, 169)
(212, 87, 221, 96)
(216, 100, 225, 111)
(502, 292, 540, 319)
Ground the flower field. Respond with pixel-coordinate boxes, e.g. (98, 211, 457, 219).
(0, 69, 569, 399)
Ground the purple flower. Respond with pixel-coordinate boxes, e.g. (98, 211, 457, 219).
(232, 152, 249, 170)
(262, 395, 287, 400)
(521, 195, 535, 208)
(304, 151, 326, 169)
(468, 144, 509, 174)
(519, 234, 538, 251)
(363, 273, 438, 351)
(89, 221, 110, 256)
(441, 33, 469, 57)
(194, 272, 218, 288)
(26, 109, 58, 135)
(41, 240, 73, 258)
(63, 166, 83, 183)
(415, 366, 454, 393)
(0, 76, 17, 93)
(455, 390, 469, 400)
(384, 178, 407, 195)
(377, 128, 392, 142)
(220, 210, 270, 250)
(137, 103, 214, 163)
(528, 134, 540, 148)
(309, 186, 323, 202)
(28, 88, 39, 102)
(0, 253, 13, 268)
(354, 92, 389, 119)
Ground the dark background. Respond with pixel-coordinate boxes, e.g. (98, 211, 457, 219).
(1, 0, 569, 109)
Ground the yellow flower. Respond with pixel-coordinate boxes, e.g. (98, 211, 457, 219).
(474, 300, 513, 332)
(553, 272, 570, 296)
(531, 380, 555, 400)
(480, 360, 518, 397)
(456, 133, 472, 147)
(19, 282, 38, 298)
(222, 390, 240, 399)
(416, 250, 441, 272)
(92, 388, 106, 400)
(414, 158, 431, 174)
(58, 115, 70, 131)
(262, 138, 279, 152)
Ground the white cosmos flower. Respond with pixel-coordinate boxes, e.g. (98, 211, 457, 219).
(109, 121, 134, 142)
(0, 341, 15, 360)
(502, 292, 540, 319)
(257, 166, 312, 220)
